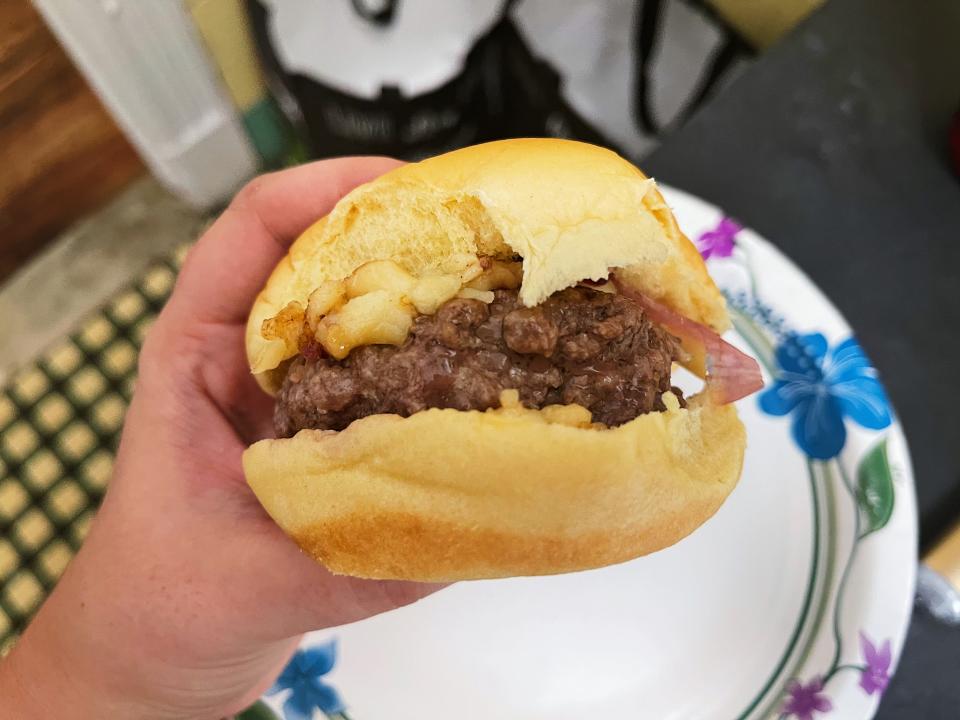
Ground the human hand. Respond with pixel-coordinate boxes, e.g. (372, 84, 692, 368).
(0, 158, 444, 719)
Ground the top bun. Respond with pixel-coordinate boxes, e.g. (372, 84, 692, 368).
(246, 139, 728, 391)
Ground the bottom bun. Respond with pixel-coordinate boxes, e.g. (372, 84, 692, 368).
(243, 395, 746, 581)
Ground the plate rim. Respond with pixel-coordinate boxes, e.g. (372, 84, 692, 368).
(666, 184, 918, 720)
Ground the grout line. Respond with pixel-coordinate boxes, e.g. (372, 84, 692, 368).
(0, 176, 207, 385)
(0, 254, 179, 640)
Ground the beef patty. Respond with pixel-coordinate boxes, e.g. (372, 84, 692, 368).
(274, 286, 685, 436)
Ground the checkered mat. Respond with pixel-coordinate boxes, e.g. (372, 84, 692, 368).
(0, 243, 190, 654)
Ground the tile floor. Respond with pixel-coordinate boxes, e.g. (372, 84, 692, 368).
(0, 177, 206, 386)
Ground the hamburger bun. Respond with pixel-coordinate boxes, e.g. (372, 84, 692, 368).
(243, 138, 746, 581)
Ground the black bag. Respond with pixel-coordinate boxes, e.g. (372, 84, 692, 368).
(247, 0, 751, 160)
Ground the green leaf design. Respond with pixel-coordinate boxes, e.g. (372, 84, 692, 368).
(856, 438, 894, 538)
(235, 700, 279, 720)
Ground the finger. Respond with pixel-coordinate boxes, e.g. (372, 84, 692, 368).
(228, 635, 302, 716)
(284, 539, 448, 630)
(195, 323, 277, 445)
(240, 512, 449, 641)
(168, 157, 403, 325)
(348, 578, 449, 618)
(302, 576, 449, 633)
(229, 156, 403, 242)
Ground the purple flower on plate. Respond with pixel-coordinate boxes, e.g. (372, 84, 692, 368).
(782, 676, 833, 720)
(696, 217, 741, 259)
(859, 632, 892, 696)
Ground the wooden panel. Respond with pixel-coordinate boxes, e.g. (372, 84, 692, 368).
(0, 1, 143, 281)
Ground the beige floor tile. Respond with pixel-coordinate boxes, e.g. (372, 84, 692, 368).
(0, 178, 206, 386)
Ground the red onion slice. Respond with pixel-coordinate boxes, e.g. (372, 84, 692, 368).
(612, 277, 764, 404)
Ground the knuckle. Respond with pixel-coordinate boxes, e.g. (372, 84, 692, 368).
(232, 173, 272, 211)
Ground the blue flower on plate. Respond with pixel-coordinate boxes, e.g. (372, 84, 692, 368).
(759, 334, 892, 459)
(267, 640, 345, 719)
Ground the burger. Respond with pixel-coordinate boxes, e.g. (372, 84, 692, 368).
(243, 139, 763, 581)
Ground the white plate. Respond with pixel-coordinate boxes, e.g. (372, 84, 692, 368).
(249, 187, 917, 720)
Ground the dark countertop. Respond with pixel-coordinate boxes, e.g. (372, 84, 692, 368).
(644, 0, 960, 715)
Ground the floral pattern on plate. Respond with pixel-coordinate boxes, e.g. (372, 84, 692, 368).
(700, 216, 900, 719)
(239, 641, 348, 720)
(759, 334, 892, 460)
(241, 206, 914, 720)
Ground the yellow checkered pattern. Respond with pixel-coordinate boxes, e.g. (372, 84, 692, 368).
(0, 244, 191, 655)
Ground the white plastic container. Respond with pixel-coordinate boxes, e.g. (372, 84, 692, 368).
(33, 0, 259, 208)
